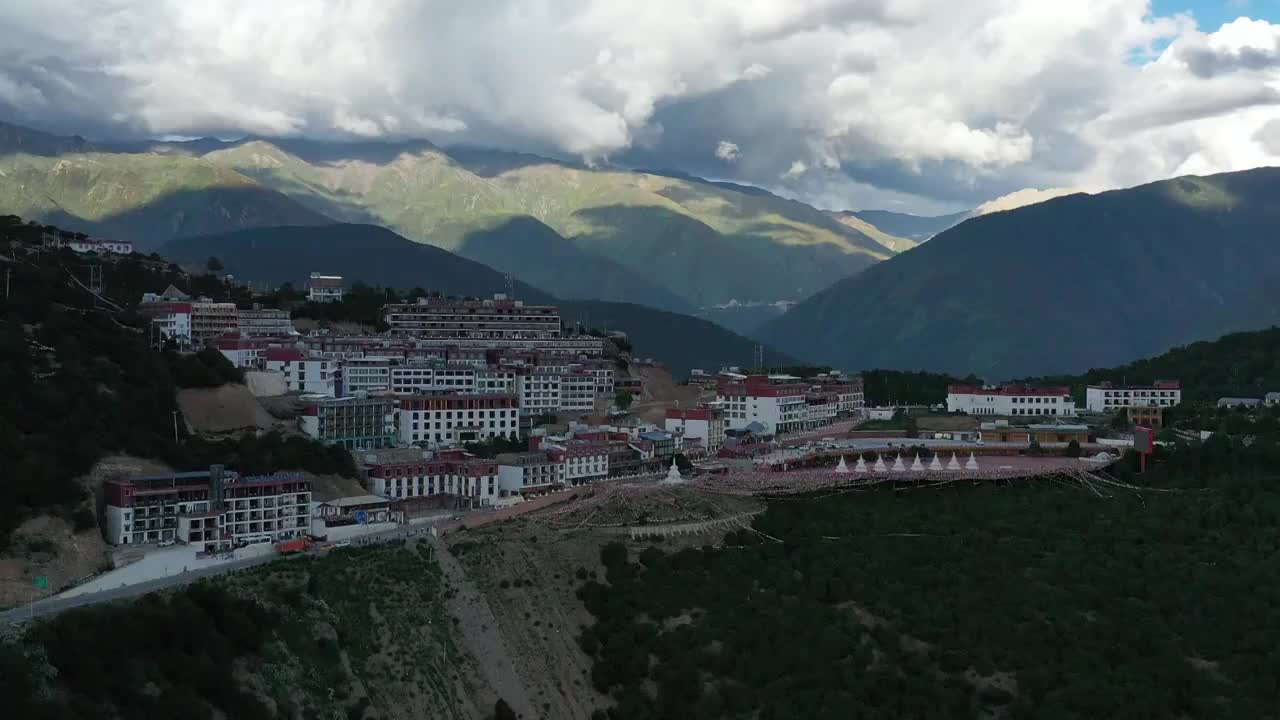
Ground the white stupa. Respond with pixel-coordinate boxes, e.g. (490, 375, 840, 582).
(873, 456, 887, 473)
(965, 453, 980, 471)
(911, 454, 924, 471)
(854, 456, 868, 473)
(661, 458, 684, 485)
(929, 454, 943, 471)
(891, 455, 906, 472)
(947, 453, 961, 470)
(835, 455, 849, 474)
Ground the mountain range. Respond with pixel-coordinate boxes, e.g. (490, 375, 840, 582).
(761, 167, 1280, 378)
(0, 121, 899, 326)
(162, 224, 796, 376)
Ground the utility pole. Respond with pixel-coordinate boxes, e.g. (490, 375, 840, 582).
(4, 268, 10, 300)
(172, 410, 180, 444)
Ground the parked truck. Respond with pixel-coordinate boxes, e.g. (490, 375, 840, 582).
(275, 537, 312, 555)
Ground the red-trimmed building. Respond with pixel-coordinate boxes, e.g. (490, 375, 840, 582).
(396, 393, 519, 447)
(946, 384, 1077, 417)
(717, 375, 810, 435)
(103, 467, 311, 552)
(664, 405, 726, 452)
(360, 447, 500, 506)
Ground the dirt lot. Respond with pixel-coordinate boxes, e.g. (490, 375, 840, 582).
(0, 455, 167, 609)
(628, 365, 709, 426)
(178, 384, 279, 434)
(446, 522, 615, 720)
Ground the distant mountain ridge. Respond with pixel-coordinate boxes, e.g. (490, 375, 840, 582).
(848, 209, 969, 243)
(163, 223, 795, 375)
(0, 119, 898, 316)
(760, 167, 1280, 378)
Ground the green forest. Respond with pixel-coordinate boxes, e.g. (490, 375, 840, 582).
(1025, 326, 1280, 403)
(0, 217, 353, 549)
(861, 369, 980, 407)
(1, 541, 464, 720)
(577, 433, 1280, 719)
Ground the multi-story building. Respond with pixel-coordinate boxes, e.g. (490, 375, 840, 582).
(42, 228, 133, 254)
(300, 394, 397, 449)
(215, 335, 270, 368)
(396, 393, 519, 446)
(717, 375, 811, 435)
(237, 307, 296, 338)
(947, 385, 1077, 417)
(545, 440, 609, 485)
(560, 371, 597, 413)
(1085, 381, 1181, 413)
(190, 301, 240, 345)
(519, 371, 562, 416)
(307, 273, 344, 303)
(391, 363, 477, 394)
(383, 294, 561, 339)
(665, 406, 727, 453)
(342, 357, 393, 394)
(1127, 405, 1167, 429)
(103, 466, 311, 552)
(638, 430, 677, 459)
(139, 301, 193, 346)
(265, 348, 337, 396)
(496, 452, 566, 495)
(360, 447, 500, 506)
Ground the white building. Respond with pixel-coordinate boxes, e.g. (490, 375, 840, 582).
(383, 294, 560, 339)
(307, 273, 344, 303)
(265, 348, 337, 396)
(103, 468, 311, 552)
(237, 307, 296, 338)
(560, 372, 597, 413)
(342, 357, 392, 394)
(496, 452, 566, 495)
(716, 375, 810, 435)
(1085, 382, 1182, 413)
(664, 406, 726, 452)
(946, 385, 1077, 417)
(396, 394, 520, 447)
(360, 448, 500, 507)
(519, 372, 562, 416)
(1267, 392, 1280, 407)
(542, 439, 610, 485)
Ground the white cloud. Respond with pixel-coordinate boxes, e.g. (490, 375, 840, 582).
(0, 1, 1278, 211)
(976, 187, 1081, 215)
(715, 140, 741, 161)
(783, 160, 809, 178)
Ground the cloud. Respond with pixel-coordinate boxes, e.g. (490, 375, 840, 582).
(782, 160, 809, 179)
(715, 140, 741, 162)
(0, 1, 1279, 212)
(976, 187, 1081, 215)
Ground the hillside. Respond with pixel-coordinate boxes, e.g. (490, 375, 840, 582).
(761, 168, 1280, 378)
(1, 121, 895, 311)
(165, 224, 794, 376)
(848, 208, 969, 242)
(198, 138, 891, 308)
(555, 300, 799, 375)
(1025, 326, 1280, 403)
(162, 224, 556, 304)
(0, 125, 332, 249)
(829, 211, 918, 253)
(453, 216, 695, 314)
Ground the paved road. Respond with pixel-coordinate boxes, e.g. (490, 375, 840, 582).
(0, 522, 435, 626)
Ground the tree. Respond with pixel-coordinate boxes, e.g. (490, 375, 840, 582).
(1110, 409, 1132, 431)
(493, 699, 518, 720)
(1064, 439, 1082, 458)
(905, 414, 920, 439)
(674, 452, 693, 472)
(615, 390, 634, 411)
(205, 256, 224, 274)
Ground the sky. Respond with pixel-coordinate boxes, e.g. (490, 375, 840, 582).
(2, 1, 1279, 214)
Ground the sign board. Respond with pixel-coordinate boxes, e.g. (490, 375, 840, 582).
(1133, 426, 1154, 455)
(33, 576, 48, 589)
(354, 510, 367, 525)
